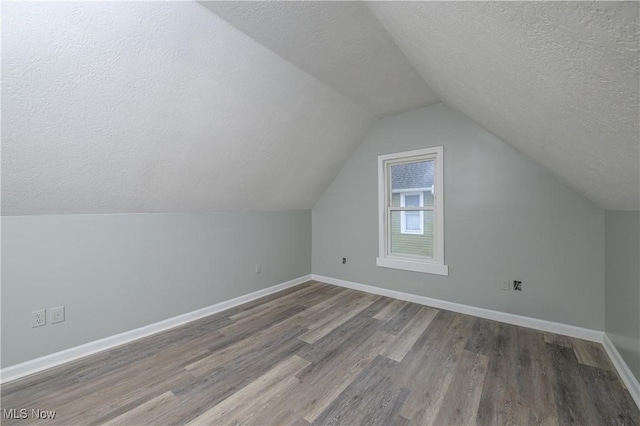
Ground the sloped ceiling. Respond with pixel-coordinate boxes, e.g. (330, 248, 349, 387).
(1, 2, 375, 215)
(3, 1, 639, 215)
(200, 1, 438, 117)
(368, 1, 640, 210)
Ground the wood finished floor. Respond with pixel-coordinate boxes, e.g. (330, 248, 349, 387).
(2, 281, 638, 425)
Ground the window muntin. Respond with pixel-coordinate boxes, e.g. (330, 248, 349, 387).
(400, 192, 424, 235)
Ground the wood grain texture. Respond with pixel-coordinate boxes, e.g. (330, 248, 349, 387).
(186, 355, 310, 425)
(572, 338, 615, 371)
(432, 350, 489, 426)
(380, 306, 439, 362)
(373, 299, 407, 321)
(2, 281, 638, 425)
(103, 391, 181, 426)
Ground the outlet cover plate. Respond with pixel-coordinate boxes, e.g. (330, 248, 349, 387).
(51, 306, 65, 324)
(32, 309, 46, 328)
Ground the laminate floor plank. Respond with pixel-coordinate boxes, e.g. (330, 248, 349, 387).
(2, 281, 638, 426)
(547, 342, 607, 425)
(575, 364, 639, 425)
(88, 376, 193, 426)
(379, 306, 439, 362)
(298, 290, 375, 330)
(464, 317, 500, 355)
(216, 303, 307, 341)
(396, 312, 476, 424)
(380, 302, 422, 335)
(298, 284, 345, 308)
(311, 355, 410, 426)
(572, 338, 615, 371)
(75, 317, 231, 384)
(298, 293, 379, 344)
(228, 282, 327, 322)
(514, 328, 560, 425)
(296, 297, 391, 364)
(168, 331, 309, 424)
(432, 350, 489, 426)
(475, 322, 528, 426)
(372, 299, 407, 322)
(186, 324, 307, 378)
(543, 331, 573, 348)
(101, 391, 181, 426)
(185, 355, 310, 426)
(296, 330, 395, 423)
(234, 281, 317, 313)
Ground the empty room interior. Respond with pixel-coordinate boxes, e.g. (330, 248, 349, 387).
(1, 1, 640, 425)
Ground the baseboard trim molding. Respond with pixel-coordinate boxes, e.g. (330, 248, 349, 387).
(0, 274, 312, 384)
(311, 274, 603, 342)
(603, 333, 640, 409)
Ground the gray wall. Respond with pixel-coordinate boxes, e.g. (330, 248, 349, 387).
(605, 211, 640, 381)
(313, 103, 605, 330)
(1, 210, 311, 367)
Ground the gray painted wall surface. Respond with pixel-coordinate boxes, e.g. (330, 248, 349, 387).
(313, 103, 605, 330)
(1, 211, 311, 367)
(605, 210, 640, 381)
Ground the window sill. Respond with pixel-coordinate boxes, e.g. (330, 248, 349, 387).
(376, 257, 449, 276)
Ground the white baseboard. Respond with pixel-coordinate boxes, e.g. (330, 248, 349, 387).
(0, 274, 312, 384)
(311, 274, 603, 342)
(603, 333, 640, 409)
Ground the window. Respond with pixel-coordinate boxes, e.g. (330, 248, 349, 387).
(400, 192, 424, 234)
(377, 147, 448, 275)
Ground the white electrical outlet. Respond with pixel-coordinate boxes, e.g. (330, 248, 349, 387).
(500, 280, 511, 291)
(255, 263, 262, 274)
(32, 310, 46, 328)
(51, 306, 65, 324)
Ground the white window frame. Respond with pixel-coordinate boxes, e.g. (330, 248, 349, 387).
(400, 192, 424, 235)
(376, 146, 448, 276)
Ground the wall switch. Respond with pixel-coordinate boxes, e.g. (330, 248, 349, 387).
(500, 280, 510, 291)
(51, 306, 65, 324)
(32, 310, 46, 328)
(255, 263, 261, 274)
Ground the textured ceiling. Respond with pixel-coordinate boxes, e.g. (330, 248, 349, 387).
(201, 1, 438, 117)
(3, 1, 639, 215)
(1, 2, 374, 215)
(368, 1, 640, 210)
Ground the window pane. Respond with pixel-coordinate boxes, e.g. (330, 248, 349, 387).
(390, 160, 435, 207)
(405, 211, 421, 231)
(390, 210, 434, 259)
(404, 194, 420, 207)
(391, 192, 401, 207)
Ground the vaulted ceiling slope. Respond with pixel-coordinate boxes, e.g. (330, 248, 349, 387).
(3, 2, 639, 215)
(368, 1, 640, 210)
(200, 1, 439, 117)
(1, 2, 375, 215)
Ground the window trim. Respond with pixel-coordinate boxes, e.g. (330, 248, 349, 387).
(400, 192, 424, 235)
(376, 146, 448, 276)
